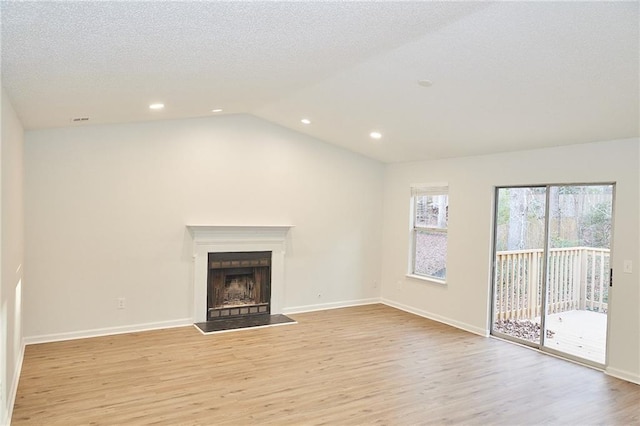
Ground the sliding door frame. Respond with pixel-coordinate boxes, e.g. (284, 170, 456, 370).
(490, 182, 616, 369)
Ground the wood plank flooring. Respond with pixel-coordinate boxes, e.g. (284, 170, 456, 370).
(11, 304, 640, 425)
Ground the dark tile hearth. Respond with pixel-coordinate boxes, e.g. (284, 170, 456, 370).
(194, 313, 295, 334)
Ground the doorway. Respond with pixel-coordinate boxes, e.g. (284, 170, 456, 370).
(491, 184, 614, 366)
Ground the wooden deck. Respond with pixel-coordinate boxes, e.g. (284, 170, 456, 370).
(12, 304, 640, 425)
(544, 310, 607, 364)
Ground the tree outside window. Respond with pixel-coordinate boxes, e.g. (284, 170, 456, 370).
(411, 186, 448, 281)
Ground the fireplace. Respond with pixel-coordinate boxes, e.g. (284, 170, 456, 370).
(207, 251, 271, 320)
(187, 225, 292, 324)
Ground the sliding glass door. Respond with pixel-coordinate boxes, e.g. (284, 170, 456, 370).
(491, 184, 613, 366)
(492, 187, 547, 346)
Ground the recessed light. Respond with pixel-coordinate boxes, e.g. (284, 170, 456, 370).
(418, 79, 433, 88)
(149, 103, 165, 110)
(301, 118, 311, 124)
(211, 109, 223, 113)
(370, 131, 382, 139)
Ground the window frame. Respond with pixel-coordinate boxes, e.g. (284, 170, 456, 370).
(409, 184, 449, 284)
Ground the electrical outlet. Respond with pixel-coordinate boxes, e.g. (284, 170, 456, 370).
(623, 260, 633, 274)
(117, 297, 126, 309)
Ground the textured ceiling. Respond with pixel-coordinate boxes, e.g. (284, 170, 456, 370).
(1, 1, 638, 163)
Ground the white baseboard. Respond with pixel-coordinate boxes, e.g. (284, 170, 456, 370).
(23, 318, 193, 346)
(5, 338, 25, 426)
(282, 298, 380, 315)
(605, 367, 640, 385)
(381, 298, 489, 337)
(283, 298, 489, 338)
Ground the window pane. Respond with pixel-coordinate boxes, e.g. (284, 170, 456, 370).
(414, 230, 447, 279)
(495, 187, 546, 251)
(415, 195, 448, 228)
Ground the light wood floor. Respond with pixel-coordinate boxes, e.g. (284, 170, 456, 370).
(12, 304, 640, 425)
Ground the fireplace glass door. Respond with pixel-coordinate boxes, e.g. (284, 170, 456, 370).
(207, 251, 271, 319)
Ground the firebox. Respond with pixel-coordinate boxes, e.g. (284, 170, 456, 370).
(207, 251, 271, 320)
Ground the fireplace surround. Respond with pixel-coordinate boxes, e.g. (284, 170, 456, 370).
(187, 225, 292, 323)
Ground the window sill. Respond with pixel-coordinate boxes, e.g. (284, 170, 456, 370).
(405, 274, 447, 286)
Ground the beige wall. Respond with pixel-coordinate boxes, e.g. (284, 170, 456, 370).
(24, 114, 384, 340)
(1, 88, 25, 424)
(381, 139, 640, 383)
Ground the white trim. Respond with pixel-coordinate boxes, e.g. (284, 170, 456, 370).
(282, 298, 380, 315)
(23, 318, 192, 345)
(186, 225, 293, 238)
(5, 338, 25, 426)
(381, 298, 489, 337)
(605, 367, 640, 385)
(284, 297, 488, 337)
(405, 274, 447, 286)
(187, 225, 293, 323)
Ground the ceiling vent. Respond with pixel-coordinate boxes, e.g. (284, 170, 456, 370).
(71, 117, 90, 122)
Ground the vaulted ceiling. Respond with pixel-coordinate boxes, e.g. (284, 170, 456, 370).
(2, 1, 638, 163)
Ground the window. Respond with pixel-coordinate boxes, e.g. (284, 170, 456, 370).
(410, 185, 448, 281)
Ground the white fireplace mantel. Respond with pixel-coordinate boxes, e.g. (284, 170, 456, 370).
(187, 225, 293, 322)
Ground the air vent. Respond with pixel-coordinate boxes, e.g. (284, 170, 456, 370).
(71, 117, 90, 122)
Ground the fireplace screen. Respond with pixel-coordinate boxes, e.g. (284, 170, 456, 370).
(207, 251, 271, 320)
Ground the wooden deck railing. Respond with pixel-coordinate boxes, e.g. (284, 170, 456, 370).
(494, 247, 609, 321)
